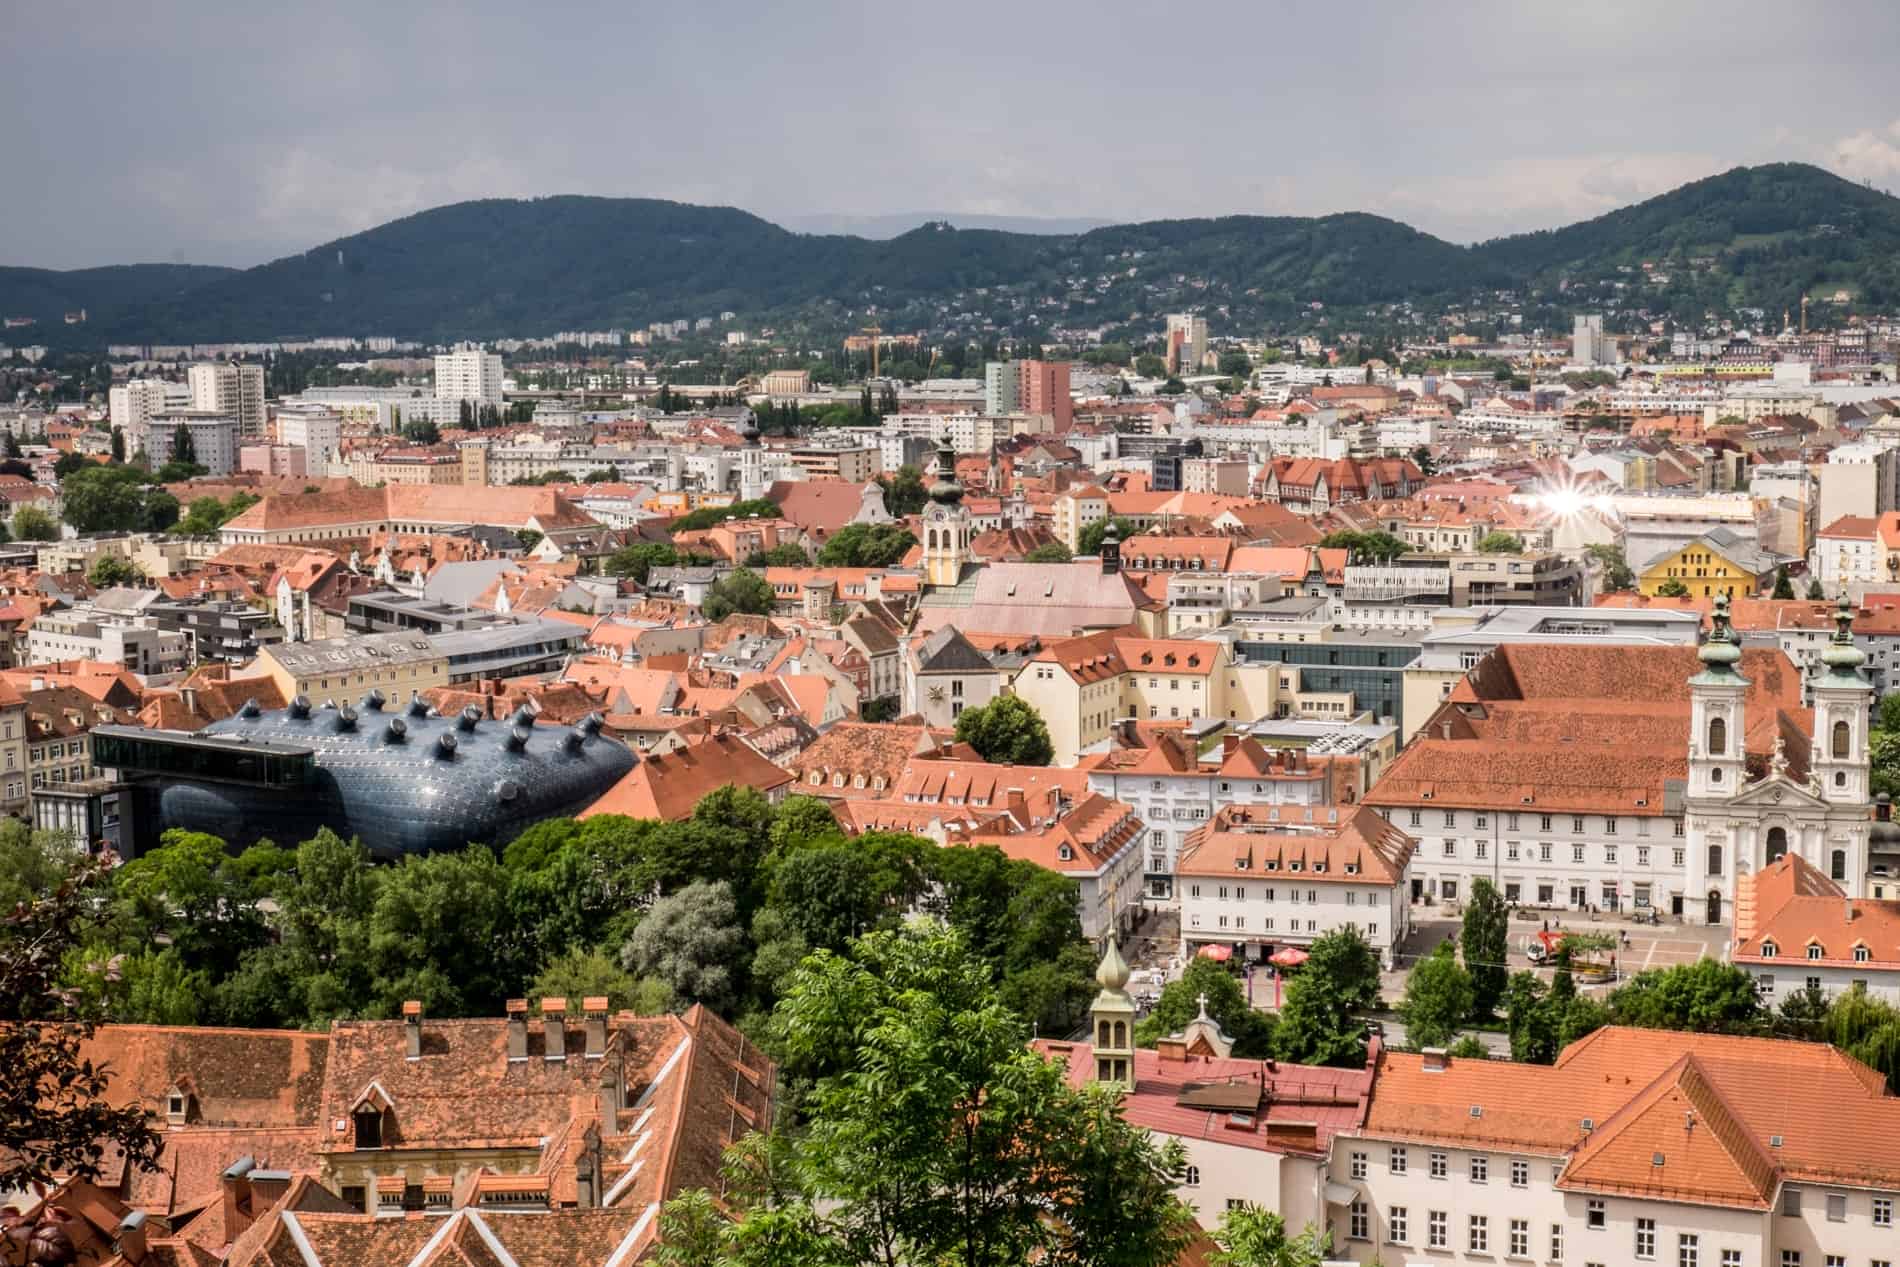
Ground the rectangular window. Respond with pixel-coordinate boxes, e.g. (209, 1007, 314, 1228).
(1782, 1187, 1801, 1217)
(1606, 816, 1618, 835)
(1429, 1151, 1447, 1178)
(1509, 1218, 1529, 1257)
(1388, 1207, 1407, 1244)
(1389, 1146, 1407, 1174)
(1551, 1225, 1563, 1262)
(1572, 815, 1585, 833)
(1444, 810, 1456, 828)
(1573, 843, 1586, 863)
(1540, 814, 1553, 831)
(1469, 1215, 1488, 1253)
(1638, 846, 1650, 866)
(1825, 1192, 1845, 1222)
(1348, 1199, 1369, 1241)
(1476, 839, 1489, 860)
(1875, 1196, 1893, 1226)
(1350, 1151, 1366, 1180)
(1604, 845, 1617, 864)
(1428, 1211, 1447, 1250)
(1586, 1199, 1605, 1229)
(1636, 1217, 1655, 1260)
(1779, 1254, 1801, 1267)
(1678, 1234, 1698, 1267)
(1469, 1156, 1488, 1184)
(1540, 842, 1553, 862)
(1721, 1254, 1742, 1267)
(1510, 1159, 1528, 1187)
(1409, 809, 1422, 827)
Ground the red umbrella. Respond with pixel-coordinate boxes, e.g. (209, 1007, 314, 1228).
(1196, 944, 1233, 962)
(1270, 947, 1310, 968)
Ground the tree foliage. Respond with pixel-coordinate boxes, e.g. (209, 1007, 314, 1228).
(11, 504, 58, 542)
(1024, 541, 1072, 563)
(1208, 1205, 1332, 1267)
(1397, 941, 1474, 1049)
(814, 522, 916, 568)
(1077, 516, 1136, 557)
(87, 554, 143, 588)
(702, 567, 775, 621)
(1318, 529, 1409, 564)
(1133, 955, 1275, 1057)
(1461, 877, 1509, 1018)
(1272, 926, 1382, 1067)
(953, 694, 1056, 766)
(1476, 530, 1523, 554)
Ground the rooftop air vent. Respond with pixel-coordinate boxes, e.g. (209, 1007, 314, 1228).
(361, 689, 386, 712)
(563, 729, 586, 753)
(408, 693, 430, 718)
(335, 707, 358, 733)
(239, 698, 261, 719)
(288, 695, 311, 719)
(458, 705, 481, 732)
(495, 779, 521, 803)
(580, 712, 604, 737)
(435, 733, 458, 760)
(506, 724, 532, 753)
(384, 717, 407, 744)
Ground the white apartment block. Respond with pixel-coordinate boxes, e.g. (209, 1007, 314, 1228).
(108, 378, 189, 434)
(434, 343, 505, 407)
(188, 361, 266, 438)
(26, 610, 187, 677)
(143, 411, 241, 477)
(274, 405, 344, 467)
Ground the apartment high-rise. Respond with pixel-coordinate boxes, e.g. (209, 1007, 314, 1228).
(1015, 359, 1072, 429)
(1571, 313, 1611, 366)
(188, 362, 266, 440)
(108, 378, 186, 434)
(983, 359, 1072, 428)
(146, 411, 241, 477)
(433, 342, 504, 408)
(1163, 314, 1208, 375)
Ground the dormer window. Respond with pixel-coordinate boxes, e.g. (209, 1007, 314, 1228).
(1806, 944, 1823, 961)
(167, 1093, 186, 1121)
(1057, 844, 1074, 862)
(1760, 940, 1778, 958)
(354, 1108, 385, 1150)
(1854, 945, 1871, 963)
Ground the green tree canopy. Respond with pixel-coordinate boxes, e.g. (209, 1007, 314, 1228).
(621, 879, 747, 1014)
(1476, 530, 1523, 554)
(1077, 517, 1136, 557)
(702, 567, 775, 620)
(1397, 941, 1475, 1049)
(1656, 577, 1691, 597)
(953, 694, 1056, 766)
(880, 465, 928, 516)
(814, 522, 915, 568)
(1134, 955, 1275, 1057)
(87, 555, 143, 589)
(1461, 877, 1510, 1018)
(11, 504, 58, 542)
(605, 540, 678, 584)
(1272, 926, 1382, 1067)
(1024, 541, 1072, 563)
(1208, 1205, 1332, 1267)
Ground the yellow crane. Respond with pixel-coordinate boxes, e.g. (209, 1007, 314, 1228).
(860, 323, 883, 379)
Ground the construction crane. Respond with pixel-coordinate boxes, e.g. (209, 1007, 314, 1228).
(860, 323, 883, 379)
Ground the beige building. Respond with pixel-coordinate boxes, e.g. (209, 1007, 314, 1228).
(786, 441, 879, 484)
(188, 361, 266, 438)
(1053, 484, 1110, 552)
(250, 631, 449, 703)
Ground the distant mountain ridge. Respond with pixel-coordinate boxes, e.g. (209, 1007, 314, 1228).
(4, 163, 1896, 345)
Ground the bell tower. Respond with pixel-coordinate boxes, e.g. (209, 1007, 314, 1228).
(921, 436, 971, 588)
(1088, 940, 1136, 1090)
(1811, 592, 1873, 805)
(1688, 592, 1748, 799)
(738, 414, 766, 502)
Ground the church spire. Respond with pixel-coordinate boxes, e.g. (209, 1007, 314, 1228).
(928, 435, 963, 505)
(1088, 941, 1136, 1090)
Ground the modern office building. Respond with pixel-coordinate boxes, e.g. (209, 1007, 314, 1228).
(1164, 314, 1208, 374)
(92, 694, 636, 858)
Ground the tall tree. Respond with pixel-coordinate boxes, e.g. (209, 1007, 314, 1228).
(1133, 955, 1276, 1057)
(621, 880, 747, 1014)
(1207, 1205, 1332, 1267)
(1273, 926, 1382, 1067)
(1, 854, 163, 1192)
(1397, 941, 1474, 1049)
(1461, 877, 1509, 1018)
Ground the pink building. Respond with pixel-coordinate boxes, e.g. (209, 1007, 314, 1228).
(239, 443, 307, 478)
(1016, 360, 1072, 430)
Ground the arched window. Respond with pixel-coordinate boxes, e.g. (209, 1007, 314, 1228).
(1707, 845, 1723, 875)
(1833, 719, 1851, 760)
(1766, 827, 1788, 864)
(1113, 1021, 1126, 1048)
(1184, 1165, 1201, 1187)
(1097, 1020, 1111, 1047)
(1832, 849, 1847, 881)
(1707, 715, 1727, 756)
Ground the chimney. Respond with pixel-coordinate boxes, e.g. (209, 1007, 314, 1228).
(505, 998, 529, 1061)
(1222, 733, 1240, 756)
(583, 996, 609, 1058)
(1845, 899, 1857, 923)
(1421, 1046, 1449, 1073)
(403, 1000, 422, 1059)
(541, 997, 567, 1061)
(597, 1059, 623, 1127)
(575, 1124, 602, 1211)
(221, 1156, 256, 1237)
(115, 1211, 149, 1265)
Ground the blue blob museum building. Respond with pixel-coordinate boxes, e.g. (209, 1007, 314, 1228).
(91, 690, 636, 858)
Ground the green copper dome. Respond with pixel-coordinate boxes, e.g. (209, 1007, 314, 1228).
(1697, 592, 1743, 672)
(1819, 591, 1869, 677)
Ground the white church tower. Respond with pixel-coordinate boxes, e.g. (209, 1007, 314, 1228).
(920, 435, 971, 589)
(738, 413, 766, 502)
(1687, 592, 1748, 801)
(1811, 592, 1874, 806)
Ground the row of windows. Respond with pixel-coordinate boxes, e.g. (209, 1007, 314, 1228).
(1187, 914, 1369, 936)
(1188, 885, 1337, 903)
(1407, 808, 1677, 835)
(1441, 839, 1691, 867)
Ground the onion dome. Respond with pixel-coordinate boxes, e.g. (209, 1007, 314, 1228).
(928, 438, 962, 504)
(1820, 590, 1868, 675)
(1696, 591, 1743, 675)
(1095, 940, 1131, 991)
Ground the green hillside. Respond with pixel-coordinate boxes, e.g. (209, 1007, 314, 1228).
(12, 163, 1899, 344)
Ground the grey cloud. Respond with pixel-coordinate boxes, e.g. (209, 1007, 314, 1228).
(4, 0, 1899, 268)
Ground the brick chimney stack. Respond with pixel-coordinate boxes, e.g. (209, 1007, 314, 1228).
(505, 998, 529, 1061)
(583, 997, 609, 1058)
(541, 997, 567, 1061)
(403, 1000, 423, 1060)
(221, 1156, 256, 1237)
(116, 1211, 149, 1264)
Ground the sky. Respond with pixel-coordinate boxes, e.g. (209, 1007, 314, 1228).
(6, 0, 1900, 270)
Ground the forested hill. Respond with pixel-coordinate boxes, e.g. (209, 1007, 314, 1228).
(6, 163, 1897, 344)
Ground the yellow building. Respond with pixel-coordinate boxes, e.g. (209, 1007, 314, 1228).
(1053, 485, 1109, 552)
(1638, 527, 1779, 598)
(250, 632, 449, 703)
